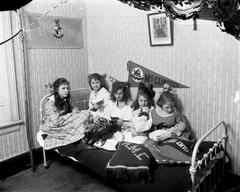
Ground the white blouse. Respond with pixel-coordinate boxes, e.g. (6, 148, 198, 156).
(88, 87, 110, 109)
(130, 107, 153, 133)
(106, 100, 132, 121)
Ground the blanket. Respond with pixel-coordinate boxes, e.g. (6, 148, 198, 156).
(144, 138, 195, 164)
(105, 141, 153, 182)
(83, 118, 121, 145)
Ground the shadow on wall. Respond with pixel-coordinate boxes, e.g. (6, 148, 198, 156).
(175, 96, 196, 141)
(70, 89, 90, 111)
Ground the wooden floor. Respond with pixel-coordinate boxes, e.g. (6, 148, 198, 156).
(0, 153, 119, 192)
(0, 151, 240, 192)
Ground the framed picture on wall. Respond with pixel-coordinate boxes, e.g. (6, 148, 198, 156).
(147, 12, 173, 46)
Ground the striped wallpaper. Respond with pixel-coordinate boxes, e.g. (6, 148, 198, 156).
(0, 12, 29, 161)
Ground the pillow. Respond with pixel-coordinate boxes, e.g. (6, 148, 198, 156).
(144, 138, 195, 164)
(105, 141, 153, 182)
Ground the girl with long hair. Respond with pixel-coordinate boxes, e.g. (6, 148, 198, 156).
(88, 73, 110, 119)
(40, 78, 91, 149)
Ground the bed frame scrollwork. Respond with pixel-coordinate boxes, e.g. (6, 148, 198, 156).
(189, 121, 227, 192)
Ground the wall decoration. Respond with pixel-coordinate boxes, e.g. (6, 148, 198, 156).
(147, 12, 173, 46)
(24, 12, 84, 49)
(127, 61, 189, 88)
(117, 0, 240, 40)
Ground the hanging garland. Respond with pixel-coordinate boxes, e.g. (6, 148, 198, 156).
(117, 0, 205, 18)
(212, 0, 240, 40)
(163, 0, 204, 20)
(117, 0, 240, 40)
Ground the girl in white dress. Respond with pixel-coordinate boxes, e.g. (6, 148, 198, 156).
(106, 81, 132, 126)
(88, 73, 111, 119)
(129, 83, 155, 135)
(121, 83, 155, 144)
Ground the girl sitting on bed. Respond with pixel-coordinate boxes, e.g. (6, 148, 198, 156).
(120, 83, 156, 144)
(107, 81, 132, 126)
(83, 81, 132, 147)
(40, 78, 91, 149)
(149, 85, 191, 142)
(122, 83, 155, 135)
(88, 73, 110, 119)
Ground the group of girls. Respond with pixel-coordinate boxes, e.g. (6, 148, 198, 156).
(40, 74, 192, 150)
(87, 73, 192, 145)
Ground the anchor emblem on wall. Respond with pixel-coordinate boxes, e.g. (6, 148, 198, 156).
(53, 19, 64, 39)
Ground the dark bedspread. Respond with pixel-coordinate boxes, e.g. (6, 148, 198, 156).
(57, 141, 216, 192)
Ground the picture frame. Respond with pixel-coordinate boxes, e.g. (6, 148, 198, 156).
(147, 12, 173, 46)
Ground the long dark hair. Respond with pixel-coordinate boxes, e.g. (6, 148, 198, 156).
(131, 83, 155, 110)
(110, 81, 131, 104)
(53, 78, 72, 114)
(88, 73, 109, 91)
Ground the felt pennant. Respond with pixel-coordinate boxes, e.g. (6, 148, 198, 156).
(127, 61, 189, 88)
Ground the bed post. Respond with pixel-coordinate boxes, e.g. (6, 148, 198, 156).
(189, 166, 197, 192)
(189, 121, 227, 192)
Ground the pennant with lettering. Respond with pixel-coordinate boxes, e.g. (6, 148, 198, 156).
(127, 61, 189, 88)
(24, 12, 84, 49)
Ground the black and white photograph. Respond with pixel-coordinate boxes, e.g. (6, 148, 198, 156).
(0, 0, 240, 192)
(148, 12, 173, 46)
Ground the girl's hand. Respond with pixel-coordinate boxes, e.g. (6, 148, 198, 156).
(117, 119, 124, 126)
(93, 115, 101, 123)
(72, 107, 80, 114)
(156, 131, 172, 142)
(141, 106, 150, 113)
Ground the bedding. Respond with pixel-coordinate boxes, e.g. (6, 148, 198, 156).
(38, 90, 228, 192)
(56, 140, 219, 192)
(105, 141, 152, 182)
(144, 138, 195, 164)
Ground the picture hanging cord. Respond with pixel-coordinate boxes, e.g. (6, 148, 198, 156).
(0, 29, 22, 45)
(23, 0, 69, 32)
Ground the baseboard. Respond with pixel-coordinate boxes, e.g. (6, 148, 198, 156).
(0, 148, 56, 180)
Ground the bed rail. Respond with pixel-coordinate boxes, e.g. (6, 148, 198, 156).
(189, 121, 227, 192)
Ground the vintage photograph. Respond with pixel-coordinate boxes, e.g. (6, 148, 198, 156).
(1, 0, 240, 192)
(147, 12, 173, 46)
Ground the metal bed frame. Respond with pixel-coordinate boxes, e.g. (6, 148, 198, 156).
(38, 89, 228, 192)
(189, 121, 227, 192)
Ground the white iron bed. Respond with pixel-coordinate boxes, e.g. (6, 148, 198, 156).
(37, 88, 228, 192)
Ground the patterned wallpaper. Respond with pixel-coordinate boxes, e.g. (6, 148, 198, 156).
(85, 0, 240, 175)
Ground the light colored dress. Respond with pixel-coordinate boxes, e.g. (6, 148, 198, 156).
(40, 95, 90, 149)
(130, 107, 153, 134)
(89, 87, 111, 119)
(120, 107, 153, 144)
(106, 100, 132, 121)
(88, 87, 110, 109)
